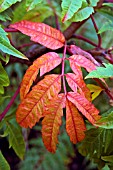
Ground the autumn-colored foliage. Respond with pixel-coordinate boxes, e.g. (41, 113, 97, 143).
(9, 21, 101, 152)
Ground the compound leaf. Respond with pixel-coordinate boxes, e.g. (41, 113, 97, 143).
(10, 20, 65, 50)
(42, 94, 65, 153)
(61, 0, 82, 22)
(20, 52, 61, 100)
(16, 74, 61, 128)
(67, 92, 100, 125)
(66, 99, 86, 144)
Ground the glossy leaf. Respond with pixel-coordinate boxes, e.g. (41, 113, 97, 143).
(0, 151, 10, 170)
(26, 0, 42, 11)
(61, 0, 82, 22)
(66, 99, 86, 144)
(20, 52, 61, 100)
(70, 7, 94, 22)
(66, 73, 91, 101)
(0, 0, 22, 12)
(0, 62, 9, 94)
(89, 0, 99, 7)
(2, 121, 25, 159)
(87, 84, 103, 100)
(16, 75, 61, 128)
(42, 94, 65, 153)
(67, 92, 100, 125)
(86, 63, 113, 79)
(0, 26, 27, 60)
(10, 20, 65, 50)
(69, 54, 97, 73)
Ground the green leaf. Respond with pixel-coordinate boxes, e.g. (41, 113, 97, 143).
(0, 0, 22, 12)
(86, 63, 113, 79)
(61, 0, 82, 22)
(0, 62, 9, 94)
(70, 7, 94, 22)
(98, 21, 113, 34)
(0, 151, 10, 170)
(2, 121, 25, 159)
(97, 7, 113, 22)
(12, 0, 52, 23)
(0, 9, 11, 21)
(101, 155, 113, 163)
(26, 0, 42, 11)
(87, 84, 103, 100)
(0, 95, 10, 106)
(89, 0, 99, 7)
(0, 53, 10, 64)
(0, 26, 28, 60)
(103, 3, 113, 8)
(95, 112, 113, 129)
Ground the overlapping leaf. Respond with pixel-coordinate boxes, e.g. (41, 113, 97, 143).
(10, 20, 65, 50)
(61, 0, 82, 22)
(16, 74, 61, 128)
(87, 84, 103, 100)
(67, 92, 100, 125)
(0, 151, 10, 170)
(66, 73, 91, 101)
(69, 54, 97, 74)
(86, 63, 113, 79)
(42, 94, 66, 153)
(0, 0, 22, 12)
(66, 99, 86, 144)
(20, 52, 62, 100)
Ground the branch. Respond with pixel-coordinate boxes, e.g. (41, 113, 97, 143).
(0, 85, 20, 121)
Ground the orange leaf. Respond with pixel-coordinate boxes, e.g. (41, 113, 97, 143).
(69, 54, 97, 73)
(20, 52, 62, 100)
(69, 45, 100, 66)
(16, 74, 61, 128)
(10, 20, 65, 50)
(66, 99, 86, 144)
(66, 73, 91, 101)
(67, 92, 100, 125)
(42, 94, 66, 153)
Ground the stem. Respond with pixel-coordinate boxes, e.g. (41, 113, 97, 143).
(94, 79, 113, 100)
(4, 28, 19, 32)
(71, 34, 99, 48)
(17, 42, 35, 50)
(62, 44, 67, 95)
(90, 15, 102, 48)
(0, 86, 20, 121)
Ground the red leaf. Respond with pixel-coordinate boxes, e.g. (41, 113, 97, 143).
(66, 99, 86, 144)
(69, 54, 97, 73)
(67, 92, 100, 125)
(42, 94, 66, 153)
(66, 73, 91, 101)
(20, 52, 62, 100)
(16, 74, 61, 128)
(10, 20, 65, 50)
(69, 45, 100, 66)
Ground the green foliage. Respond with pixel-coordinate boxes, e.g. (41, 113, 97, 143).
(26, 0, 42, 11)
(0, 151, 10, 170)
(61, 0, 82, 22)
(86, 63, 113, 78)
(0, 114, 25, 159)
(78, 127, 113, 169)
(70, 6, 94, 22)
(89, 0, 99, 7)
(19, 126, 75, 170)
(0, 9, 12, 21)
(98, 21, 113, 33)
(0, 62, 9, 94)
(0, 0, 22, 12)
(96, 112, 113, 129)
(0, 26, 27, 60)
(103, 3, 113, 8)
